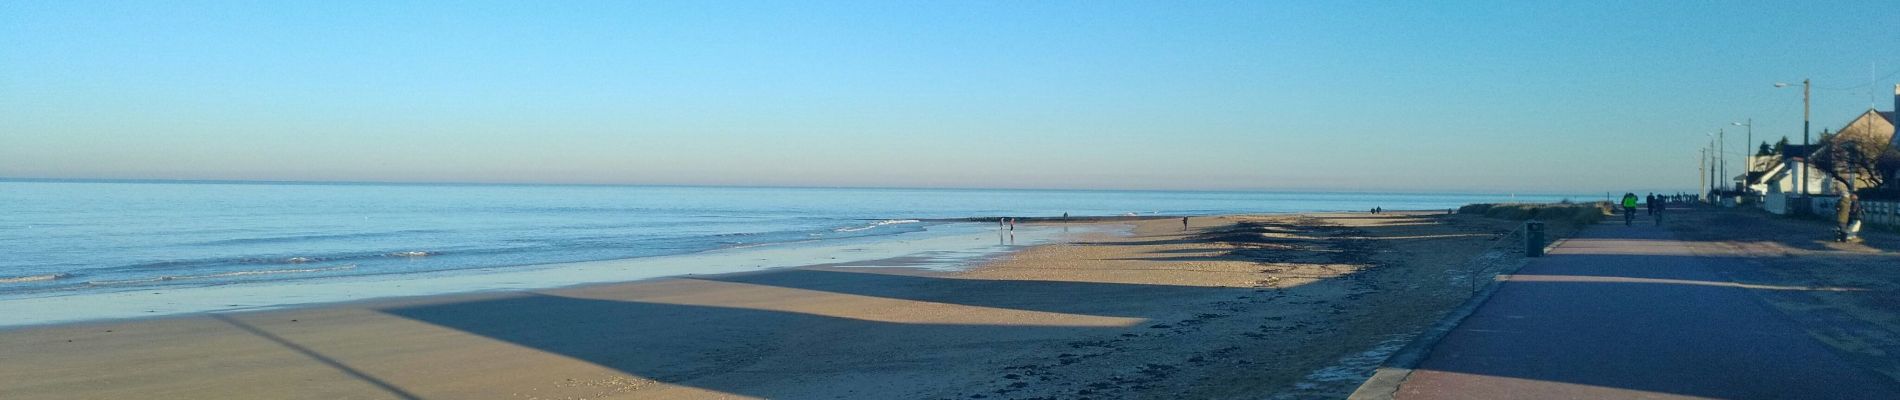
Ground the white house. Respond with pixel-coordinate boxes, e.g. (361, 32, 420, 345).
(1757, 144, 1832, 214)
(1757, 84, 1900, 214)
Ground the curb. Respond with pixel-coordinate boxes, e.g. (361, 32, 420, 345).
(1344, 230, 1576, 400)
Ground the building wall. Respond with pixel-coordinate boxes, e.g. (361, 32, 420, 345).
(1868, 200, 1900, 227)
(1811, 197, 1900, 228)
(1765, 161, 1831, 195)
(1763, 193, 1791, 215)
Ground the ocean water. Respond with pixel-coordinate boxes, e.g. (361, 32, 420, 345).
(0, 180, 1577, 324)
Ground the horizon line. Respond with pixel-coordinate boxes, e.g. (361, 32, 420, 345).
(0, 176, 1597, 198)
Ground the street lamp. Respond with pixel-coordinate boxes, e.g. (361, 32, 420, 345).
(1706, 132, 1717, 200)
(1717, 128, 1726, 192)
(1701, 147, 1710, 201)
(1733, 119, 1752, 192)
(1776, 79, 1811, 194)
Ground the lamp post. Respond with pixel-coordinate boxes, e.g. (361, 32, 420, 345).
(1733, 119, 1753, 192)
(1706, 132, 1717, 201)
(1702, 147, 1717, 200)
(1718, 128, 1727, 192)
(1776, 80, 1811, 194)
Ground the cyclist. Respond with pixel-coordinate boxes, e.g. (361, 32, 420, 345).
(1648, 193, 1663, 223)
(1620, 193, 1639, 226)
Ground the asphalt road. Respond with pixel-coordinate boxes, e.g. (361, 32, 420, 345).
(1394, 215, 1900, 399)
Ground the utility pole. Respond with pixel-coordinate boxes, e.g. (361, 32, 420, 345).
(1735, 119, 1753, 192)
(1711, 146, 1718, 199)
(1783, 80, 1811, 194)
(1710, 134, 1719, 200)
(1700, 148, 1708, 201)
(1719, 128, 1727, 192)
(1803, 79, 1811, 195)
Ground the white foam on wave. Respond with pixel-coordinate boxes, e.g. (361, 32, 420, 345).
(389, 251, 432, 257)
(834, 219, 921, 232)
(87, 264, 358, 286)
(0, 273, 70, 284)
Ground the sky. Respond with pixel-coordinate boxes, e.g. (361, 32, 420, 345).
(3, 1, 1898, 194)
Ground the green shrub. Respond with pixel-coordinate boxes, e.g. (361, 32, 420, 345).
(1458, 202, 1606, 226)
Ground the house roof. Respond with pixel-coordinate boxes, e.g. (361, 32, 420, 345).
(1803, 109, 1895, 166)
(1825, 108, 1896, 147)
(1782, 144, 1821, 159)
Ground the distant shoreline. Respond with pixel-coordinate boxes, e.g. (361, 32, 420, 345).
(0, 177, 1589, 198)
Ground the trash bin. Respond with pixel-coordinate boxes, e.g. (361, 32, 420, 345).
(1525, 221, 1545, 257)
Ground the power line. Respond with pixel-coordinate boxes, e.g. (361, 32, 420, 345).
(1811, 66, 1900, 91)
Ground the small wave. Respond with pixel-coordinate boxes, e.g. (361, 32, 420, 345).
(194, 230, 441, 246)
(229, 256, 336, 265)
(726, 239, 822, 249)
(87, 265, 357, 286)
(389, 251, 432, 257)
(834, 219, 921, 232)
(0, 273, 71, 284)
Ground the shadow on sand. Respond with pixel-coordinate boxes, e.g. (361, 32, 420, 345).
(376, 269, 1256, 398)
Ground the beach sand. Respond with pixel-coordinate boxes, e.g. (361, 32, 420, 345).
(0, 212, 1528, 399)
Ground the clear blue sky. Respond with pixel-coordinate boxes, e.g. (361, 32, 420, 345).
(3, 1, 1896, 194)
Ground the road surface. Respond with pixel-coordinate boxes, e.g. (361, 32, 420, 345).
(1394, 215, 1900, 399)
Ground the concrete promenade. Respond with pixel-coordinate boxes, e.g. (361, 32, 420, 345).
(1392, 216, 1900, 399)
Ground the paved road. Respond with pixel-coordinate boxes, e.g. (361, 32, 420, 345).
(1393, 215, 1900, 399)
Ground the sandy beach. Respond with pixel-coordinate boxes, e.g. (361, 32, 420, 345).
(0, 212, 1531, 399)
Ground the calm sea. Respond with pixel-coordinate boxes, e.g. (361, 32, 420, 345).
(0, 180, 1577, 301)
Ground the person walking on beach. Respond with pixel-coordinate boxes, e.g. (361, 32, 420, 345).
(1182, 217, 1189, 229)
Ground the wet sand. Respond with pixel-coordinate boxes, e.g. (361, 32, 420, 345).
(0, 212, 1528, 399)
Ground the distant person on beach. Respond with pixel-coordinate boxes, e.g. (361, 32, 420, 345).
(1008, 218, 1015, 231)
(1182, 217, 1189, 229)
